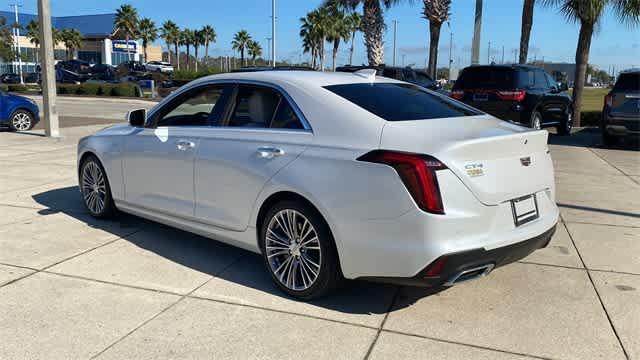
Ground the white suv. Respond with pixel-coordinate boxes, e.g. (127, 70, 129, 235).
(145, 61, 174, 73)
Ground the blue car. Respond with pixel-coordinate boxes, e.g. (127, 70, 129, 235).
(0, 90, 40, 131)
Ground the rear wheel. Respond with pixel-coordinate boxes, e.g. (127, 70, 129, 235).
(557, 107, 573, 136)
(80, 155, 116, 218)
(9, 110, 34, 132)
(260, 200, 342, 300)
(530, 110, 542, 130)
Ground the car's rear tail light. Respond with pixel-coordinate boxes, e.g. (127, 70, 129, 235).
(604, 94, 613, 107)
(496, 90, 526, 102)
(423, 256, 449, 277)
(450, 90, 464, 100)
(358, 150, 447, 214)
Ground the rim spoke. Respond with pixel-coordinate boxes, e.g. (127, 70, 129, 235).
(266, 209, 321, 291)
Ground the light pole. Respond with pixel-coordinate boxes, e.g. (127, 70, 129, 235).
(10, 3, 24, 84)
(487, 41, 491, 64)
(271, 0, 276, 67)
(447, 22, 453, 81)
(37, 0, 59, 137)
(471, 0, 482, 65)
(392, 20, 397, 67)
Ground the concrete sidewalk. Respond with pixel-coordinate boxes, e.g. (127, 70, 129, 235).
(0, 126, 638, 359)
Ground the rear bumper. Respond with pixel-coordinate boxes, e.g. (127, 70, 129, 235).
(359, 224, 556, 287)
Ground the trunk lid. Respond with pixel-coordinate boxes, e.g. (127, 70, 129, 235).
(379, 115, 554, 205)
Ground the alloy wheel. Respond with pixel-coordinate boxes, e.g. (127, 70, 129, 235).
(265, 209, 321, 291)
(82, 161, 107, 215)
(12, 112, 32, 131)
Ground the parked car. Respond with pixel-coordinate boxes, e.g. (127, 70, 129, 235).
(451, 64, 573, 135)
(336, 65, 440, 91)
(89, 63, 117, 82)
(144, 61, 174, 73)
(0, 90, 40, 131)
(602, 69, 640, 145)
(1, 73, 21, 84)
(78, 70, 558, 299)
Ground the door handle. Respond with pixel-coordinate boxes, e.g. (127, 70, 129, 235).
(257, 146, 285, 159)
(176, 139, 195, 151)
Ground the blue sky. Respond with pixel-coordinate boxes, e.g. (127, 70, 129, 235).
(14, 0, 640, 71)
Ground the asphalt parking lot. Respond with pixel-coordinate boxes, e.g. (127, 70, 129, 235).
(0, 124, 638, 359)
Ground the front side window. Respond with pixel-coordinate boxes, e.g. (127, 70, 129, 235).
(228, 85, 280, 128)
(325, 83, 480, 121)
(156, 85, 226, 127)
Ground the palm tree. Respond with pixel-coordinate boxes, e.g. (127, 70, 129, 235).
(300, 8, 331, 70)
(114, 4, 139, 61)
(193, 29, 205, 71)
(300, 13, 320, 69)
(61, 28, 82, 60)
(423, 0, 451, 79)
(26, 20, 39, 63)
(326, 6, 351, 71)
(201, 25, 216, 66)
(346, 12, 361, 65)
(331, 0, 405, 66)
(161, 21, 181, 69)
(181, 28, 195, 70)
(248, 40, 263, 65)
(138, 18, 157, 63)
(232, 30, 252, 66)
(0, 17, 14, 61)
(543, 0, 640, 126)
(519, 0, 536, 64)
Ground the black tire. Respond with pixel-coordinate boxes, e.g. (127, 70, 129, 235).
(259, 200, 343, 300)
(530, 110, 542, 130)
(602, 128, 618, 147)
(8, 109, 35, 132)
(556, 107, 573, 136)
(79, 155, 117, 218)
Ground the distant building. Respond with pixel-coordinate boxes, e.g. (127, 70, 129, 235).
(0, 11, 161, 74)
(533, 62, 577, 83)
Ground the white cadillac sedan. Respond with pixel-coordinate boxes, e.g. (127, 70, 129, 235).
(77, 70, 559, 299)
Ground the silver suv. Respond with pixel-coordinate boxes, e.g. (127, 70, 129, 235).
(602, 69, 640, 145)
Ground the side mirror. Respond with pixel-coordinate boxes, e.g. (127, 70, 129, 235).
(558, 82, 568, 92)
(127, 109, 146, 127)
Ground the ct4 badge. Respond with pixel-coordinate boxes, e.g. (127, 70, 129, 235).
(465, 163, 484, 177)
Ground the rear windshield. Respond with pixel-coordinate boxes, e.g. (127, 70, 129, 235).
(614, 73, 640, 91)
(454, 67, 517, 89)
(324, 83, 480, 121)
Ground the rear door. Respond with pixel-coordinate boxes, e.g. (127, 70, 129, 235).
(610, 72, 640, 119)
(194, 83, 311, 231)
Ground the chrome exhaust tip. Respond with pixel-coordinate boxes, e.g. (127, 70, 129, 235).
(444, 263, 495, 287)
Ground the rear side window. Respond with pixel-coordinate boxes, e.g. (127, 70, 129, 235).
(614, 73, 640, 91)
(454, 67, 516, 89)
(325, 83, 480, 121)
(228, 85, 280, 128)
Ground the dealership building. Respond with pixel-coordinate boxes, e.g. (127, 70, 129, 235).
(0, 11, 162, 74)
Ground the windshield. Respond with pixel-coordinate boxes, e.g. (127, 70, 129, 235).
(324, 83, 481, 121)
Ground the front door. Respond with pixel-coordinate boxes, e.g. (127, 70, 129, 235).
(123, 84, 229, 218)
(194, 84, 312, 231)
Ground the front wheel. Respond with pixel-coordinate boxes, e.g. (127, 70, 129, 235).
(80, 155, 116, 218)
(9, 110, 34, 132)
(260, 200, 342, 300)
(556, 108, 573, 136)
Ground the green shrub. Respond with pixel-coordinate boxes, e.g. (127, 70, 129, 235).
(7, 84, 29, 92)
(172, 68, 224, 81)
(109, 83, 138, 97)
(0, 84, 8, 92)
(580, 111, 601, 127)
(75, 83, 101, 95)
(54, 83, 142, 98)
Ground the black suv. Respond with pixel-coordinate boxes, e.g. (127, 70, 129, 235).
(451, 64, 573, 134)
(336, 65, 440, 91)
(602, 69, 639, 145)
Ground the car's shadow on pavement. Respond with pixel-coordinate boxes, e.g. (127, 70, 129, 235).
(548, 127, 639, 151)
(32, 186, 445, 315)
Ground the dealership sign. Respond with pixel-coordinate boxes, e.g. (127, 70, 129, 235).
(112, 40, 137, 53)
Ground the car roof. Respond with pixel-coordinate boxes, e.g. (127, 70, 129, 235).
(192, 70, 405, 88)
(619, 68, 640, 74)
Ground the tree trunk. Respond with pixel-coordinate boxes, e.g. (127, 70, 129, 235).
(349, 31, 356, 65)
(519, 0, 535, 64)
(166, 43, 171, 64)
(428, 21, 441, 79)
(240, 48, 244, 66)
(205, 42, 209, 68)
(363, 0, 384, 66)
(332, 39, 339, 71)
(186, 44, 190, 70)
(572, 21, 593, 128)
(195, 46, 199, 72)
(320, 37, 326, 71)
(126, 34, 132, 61)
(143, 42, 148, 63)
(174, 42, 180, 70)
(312, 47, 317, 69)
